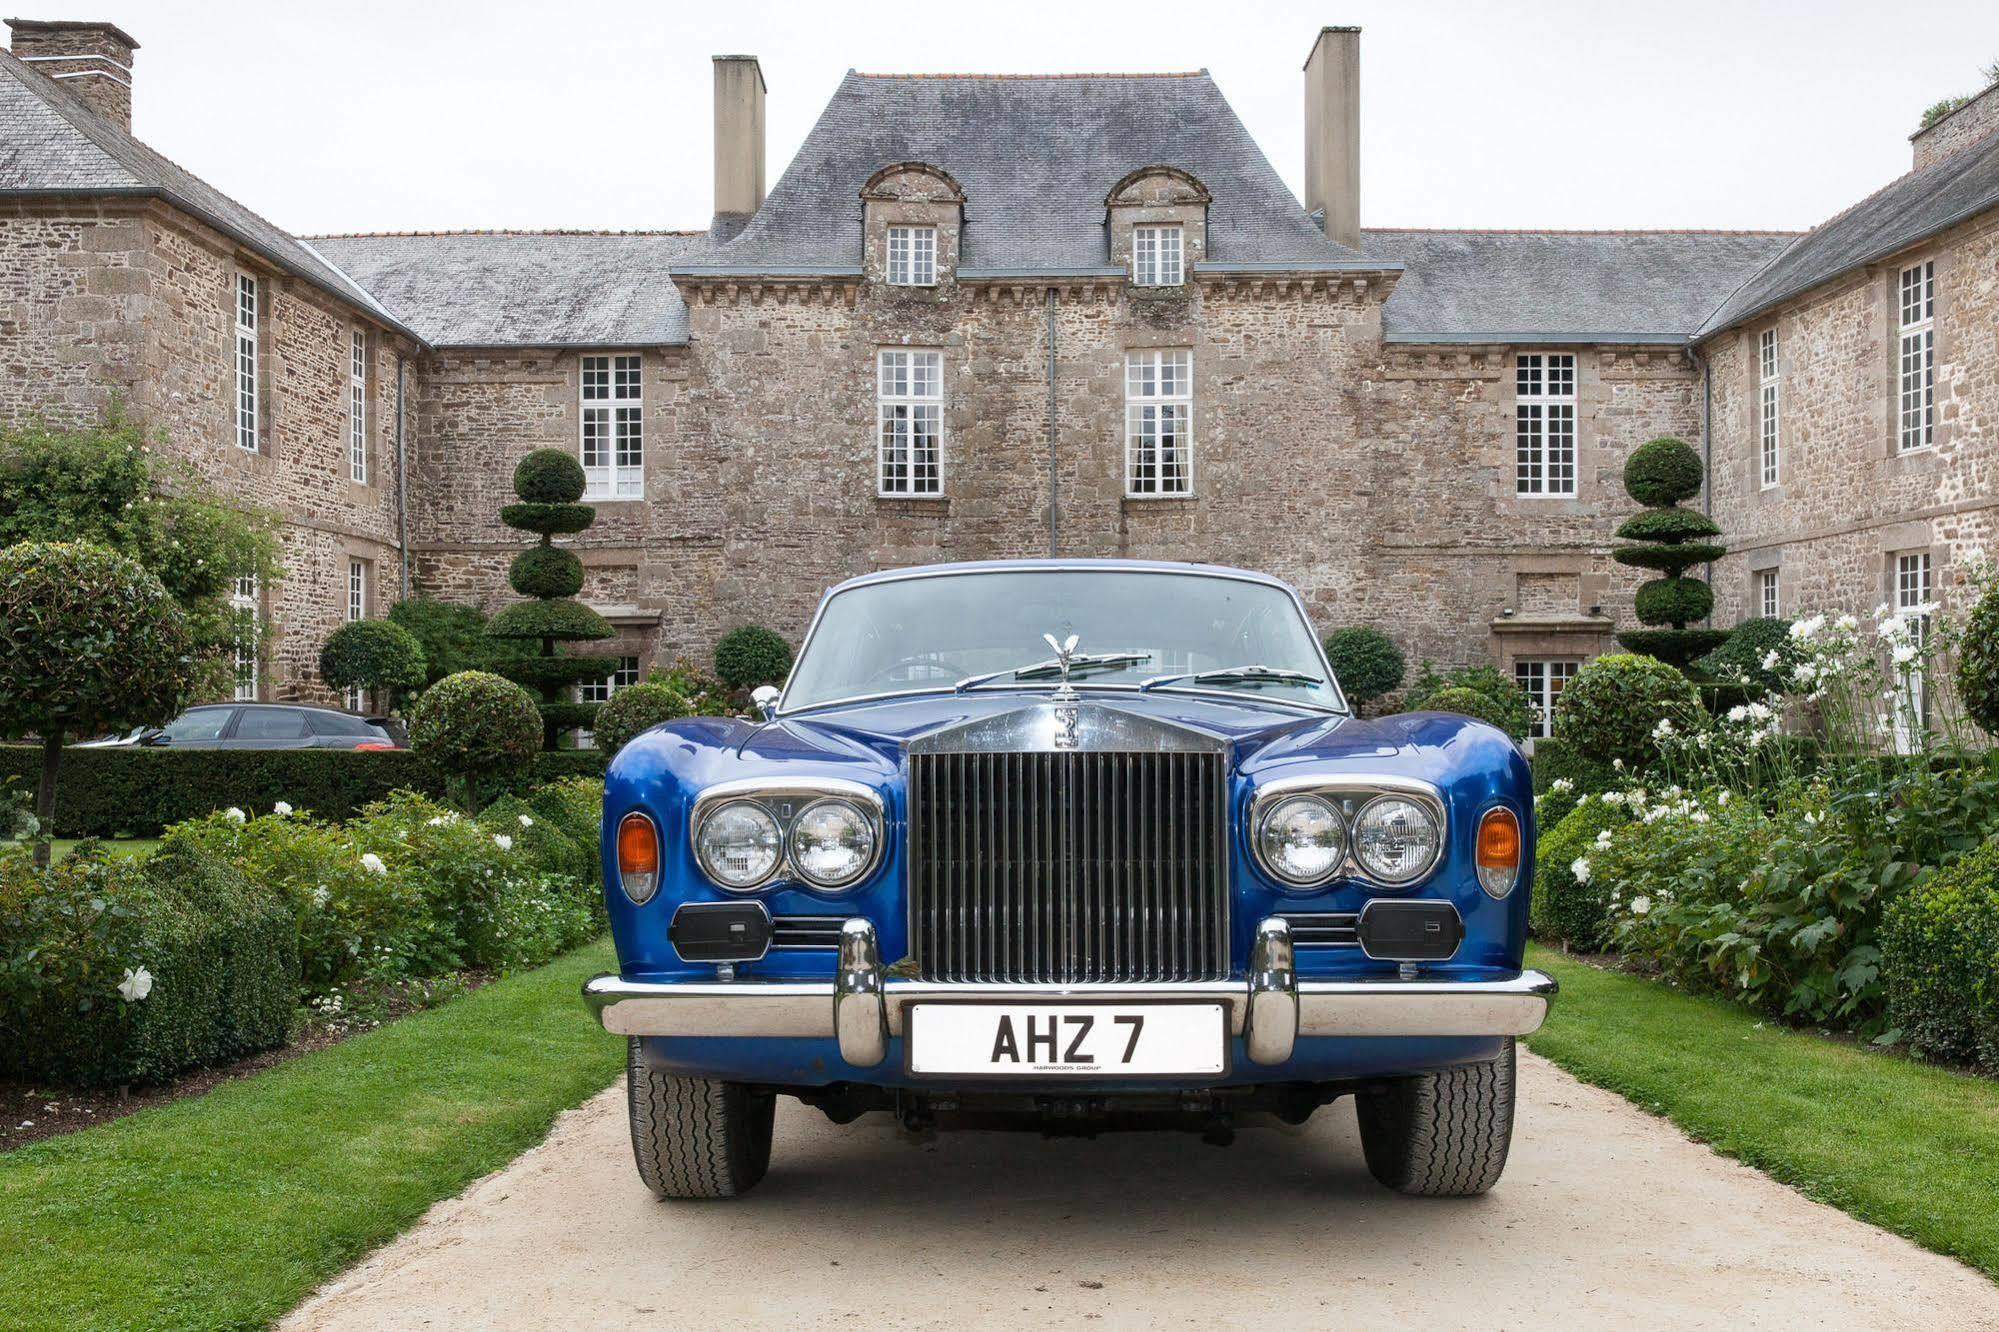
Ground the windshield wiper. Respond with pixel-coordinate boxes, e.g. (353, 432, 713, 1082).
(953, 652, 1152, 693)
(1137, 663, 1323, 692)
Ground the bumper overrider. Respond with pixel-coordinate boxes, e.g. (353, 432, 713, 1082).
(585, 918, 1557, 1068)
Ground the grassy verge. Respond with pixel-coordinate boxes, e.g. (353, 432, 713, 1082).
(0, 937, 621, 1331)
(1525, 944, 1999, 1279)
(46, 837, 160, 860)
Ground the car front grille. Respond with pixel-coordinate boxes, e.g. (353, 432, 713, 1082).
(906, 750, 1229, 983)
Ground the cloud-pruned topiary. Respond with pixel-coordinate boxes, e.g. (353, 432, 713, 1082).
(1613, 436, 1730, 668)
(714, 625, 793, 690)
(408, 670, 542, 812)
(318, 618, 427, 711)
(486, 447, 616, 748)
(1552, 652, 1701, 769)
(1958, 582, 1999, 737)
(591, 681, 690, 756)
(1322, 626, 1405, 709)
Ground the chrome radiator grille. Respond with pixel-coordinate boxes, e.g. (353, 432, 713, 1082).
(907, 751, 1229, 983)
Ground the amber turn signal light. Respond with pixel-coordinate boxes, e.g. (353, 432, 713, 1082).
(618, 812, 660, 905)
(1475, 807, 1521, 899)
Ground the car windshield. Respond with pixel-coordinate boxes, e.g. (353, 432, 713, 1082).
(783, 568, 1343, 712)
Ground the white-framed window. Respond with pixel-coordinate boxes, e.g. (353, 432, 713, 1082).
(349, 328, 368, 484)
(581, 354, 643, 500)
(577, 656, 641, 705)
(234, 273, 259, 452)
(1125, 349, 1193, 497)
(344, 559, 367, 711)
(885, 226, 937, 286)
(1515, 353, 1577, 496)
(877, 348, 943, 496)
(1898, 261, 1935, 453)
(1514, 658, 1580, 739)
(1893, 551, 1934, 750)
(1758, 328, 1780, 489)
(1757, 568, 1779, 620)
(1132, 225, 1184, 287)
(231, 575, 259, 702)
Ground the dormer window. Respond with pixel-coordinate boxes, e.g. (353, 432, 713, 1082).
(1132, 225, 1184, 287)
(887, 226, 937, 286)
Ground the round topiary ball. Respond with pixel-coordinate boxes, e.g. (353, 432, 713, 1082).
(714, 625, 793, 690)
(1416, 685, 1519, 736)
(1633, 576, 1715, 628)
(591, 681, 690, 755)
(408, 670, 542, 806)
(508, 545, 585, 600)
(1322, 626, 1405, 706)
(1552, 653, 1701, 769)
(1958, 584, 1999, 737)
(318, 618, 428, 702)
(513, 448, 586, 504)
(1624, 436, 1704, 508)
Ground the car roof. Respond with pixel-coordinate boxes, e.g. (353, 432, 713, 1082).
(823, 558, 1296, 598)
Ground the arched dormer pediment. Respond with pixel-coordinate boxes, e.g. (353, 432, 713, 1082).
(1104, 165, 1212, 210)
(860, 162, 964, 290)
(860, 161, 967, 205)
(1103, 166, 1208, 290)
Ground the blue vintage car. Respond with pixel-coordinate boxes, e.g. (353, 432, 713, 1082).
(586, 560, 1554, 1198)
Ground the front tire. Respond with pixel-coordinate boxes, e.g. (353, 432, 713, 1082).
(1355, 1039, 1516, 1196)
(625, 1038, 775, 1199)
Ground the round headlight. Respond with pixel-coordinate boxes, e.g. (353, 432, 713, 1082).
(695, 800, 782, 890)
(1353, 795, 1442, 886)
(788, 798, 876, 889)
(1256, 794, 1347, 887)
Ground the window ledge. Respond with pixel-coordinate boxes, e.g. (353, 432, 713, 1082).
(1490, 614, 1616, 635)
(1123, 491, 1197, 502)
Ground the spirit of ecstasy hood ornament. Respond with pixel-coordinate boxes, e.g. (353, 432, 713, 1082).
(1042, 632, 1081, 705)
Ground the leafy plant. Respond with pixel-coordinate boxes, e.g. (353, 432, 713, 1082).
(318, 619, 427, 712)
(1958, 581, 1999, 737)
(1415, 685, 1516, 733)
(1882, 836, 1999, 1069)
(1613, 437, 1729, 667)
(648, 660, 735, 716)
(591, 682, 690, 756)
(1321, 627, 1405, 710)
(407, 671, 542, 813)
(714, 625, 793, 691)
(1531, 796, 1630, 948)
(1405, 661, 1535, 740)
(1552, 653, 1699, 769)
(1697, 616, 1801, 702)
(388, 598, 531, 691)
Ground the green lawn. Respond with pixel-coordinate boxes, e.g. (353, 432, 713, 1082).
(1526, 944, 1999, 1279)
(46, 837, 160, 861)
(0, 937, 622, 1332)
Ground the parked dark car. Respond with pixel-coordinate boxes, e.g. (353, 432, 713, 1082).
(77, 703, 407, 750)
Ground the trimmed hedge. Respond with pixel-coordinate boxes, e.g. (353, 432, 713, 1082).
(1532, 798, 1626, 949)
(507, 545, 584, 600)
(512, 448, 586, 505)
(0, 745, 604, 838)
(714, 624, 794, 690)
(1322, 627, 1405, 707)
(591, 682, 689, 756)
(1553, 653, 1701, 768)
(1882, 838, 1999, 1070)
(1961, 585, 1999, 737)
(1530, 736, 1620, 795)
(1624, 435, 1704, 507)
(1417, 685, 1517, 733)
(1614, 507, 1722, 542)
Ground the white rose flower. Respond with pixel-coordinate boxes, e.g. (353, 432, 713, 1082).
(1595, 830, 1613, 847)
(1570, 857, 1592, 884)
(518, 814, 534, 828)
(273, 801, 293, 817)
(1878, 615, 1909, 642)
(1790, 663, 1816, 684)
(1629, 895, 1651, 916)
(1652, 718, 1675, 738)
(117, 966, 154, 1003)
(1760, 649, 1782, 672)
(360, 852, 387, 875)
(1728, 704, 1748, 723)
(1789, 614, 1826, 641)
(1892, 643, 1919, 665)
(1834, 614, 1858, 632)
(1549, 778, 1574, 794)
(224, 807, 246, 824)
(494, 834, 513, 852)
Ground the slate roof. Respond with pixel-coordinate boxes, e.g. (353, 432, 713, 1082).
(679, 71, 1382, 277)
(308, 232, 705, 347)
(0, 48, 417, 341)
(1697, 127, 1999, 337)
(1362, 229, 1798, 344)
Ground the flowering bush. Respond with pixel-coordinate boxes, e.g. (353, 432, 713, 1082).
(1552, 653, 1700, 769)
(1531, 796, 1631, 949)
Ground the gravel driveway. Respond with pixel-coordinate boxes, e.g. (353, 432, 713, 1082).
(284, 1050, 1999, 1330)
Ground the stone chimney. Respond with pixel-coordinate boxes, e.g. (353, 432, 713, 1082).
(6, 18, 138, 131)
(1303, 26, 1360, 250)
(712, 54, 766, 238)
(1910, 80, 1999, 171)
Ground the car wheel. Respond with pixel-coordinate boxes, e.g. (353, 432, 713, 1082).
(625, 1038, 775, 1199)
(1354, 1038, 1516, 1197)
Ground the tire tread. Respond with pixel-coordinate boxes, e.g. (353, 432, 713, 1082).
(625, 1039, 774, 1199)
(1356, 1039, 1516, 1196)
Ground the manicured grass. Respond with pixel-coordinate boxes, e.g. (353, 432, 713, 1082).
(1526, 944, 1999, 1279)
(46, 837, 160, 861)
(0, 938, 622, 1332)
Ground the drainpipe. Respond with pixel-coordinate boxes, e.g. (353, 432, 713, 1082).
(1686, 341, 1713, 607)
(395, 354, 411, 599)
(1046, 287, 1059, 557)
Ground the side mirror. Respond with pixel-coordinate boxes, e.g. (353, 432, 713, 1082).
(750, 685, 781, 721)
(144, 732, 171, 747)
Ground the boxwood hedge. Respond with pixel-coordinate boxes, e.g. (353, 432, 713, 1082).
(1882, 838, 1999, 1071)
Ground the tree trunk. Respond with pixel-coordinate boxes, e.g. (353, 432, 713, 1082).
(33, 731, 61, 869)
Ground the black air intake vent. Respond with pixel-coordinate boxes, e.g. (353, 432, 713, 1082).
(769, 915, 846, 950)
(1276, 912, 1360, 947)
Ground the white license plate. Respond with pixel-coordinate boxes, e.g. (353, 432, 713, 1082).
(907, 1003, 1227, 1076)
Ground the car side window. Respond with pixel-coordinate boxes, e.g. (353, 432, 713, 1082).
(234, 708, 310, 740)
(308, 711, 381, 737)
(160, 707, 234, 742)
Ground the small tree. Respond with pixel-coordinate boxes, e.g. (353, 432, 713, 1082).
(407, 670, 542, 813)
(1612, 437, 1730, 668)
(714, 625, 793, 691)
(388, 597, 530, 691)
(319, 619, 428, 712)
(1321, 627, 1405, 711)
(485, 450, 616, 747)
(0, 541, 195, 863)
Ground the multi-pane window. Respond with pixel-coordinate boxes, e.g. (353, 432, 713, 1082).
(1894, 551, 1934, 748)
(1132, 225, 1184, 287)
(1898, 261, 1935, 453)
(1515, 353, 1577, 496)
(345, 559, 367, 711)
(349, 329, 368, 484)
(581, 354, 643, 499)
(1758, 328, 1780, 489)
(1514, 659, 1580, 739)
(1125, 349, 1193, 496)
(886, 226, 937, 286)
(231, 576, 259, 702)
(877, 349, 943, 496)
(578, 656, 641, 705)
(234, 273, 259, 452)
(1758, 568, 1779, 620)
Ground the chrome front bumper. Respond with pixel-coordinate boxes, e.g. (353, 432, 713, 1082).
(584, 917, 1557, 1068)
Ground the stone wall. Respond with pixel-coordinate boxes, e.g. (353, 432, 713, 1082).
(1911, 82, 1999, 171)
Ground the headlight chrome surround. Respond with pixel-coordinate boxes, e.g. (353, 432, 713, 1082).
(1253, 792, 1349, 889)
(1352, 794, 1445, 887)
(787, 797, 877, 890)
(1247, 776, 1447, 891)
(690, 778, 885, 894)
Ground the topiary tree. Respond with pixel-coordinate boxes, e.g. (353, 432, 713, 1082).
(319, 618, 428, 712)
(714, 624, 793, 691)
(485, 449, 617, 748)
(591, 681, 691, 756)
(1612, 437, 1730, 668)
(1958, 582, 1999, 737)
(407, 670, 542, 813)
(1552, 652, 1701, 769)
(0, 541, 196, 864)
(1322, 626, 1405, 711)
(1416, 685, 1521, 737)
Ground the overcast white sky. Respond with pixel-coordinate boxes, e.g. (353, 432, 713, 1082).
(94, 0, 1999, 237)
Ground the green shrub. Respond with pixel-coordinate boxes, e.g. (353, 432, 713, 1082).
(479, 794, 597, 892)
(487, 599, 615, 642)
(507, 545, 584, 600)
(1613, 541, 1727, 572)
(591, 682, 689, 755)
(1634, 576, 1715, 628)
(318, 619, 427, 708)
(497, 503, 595, 535)
(1416, 686, 1517, 734)
(1697, 616, 1800, 699)
(526, 776, 604, 852)
(408, 671, 542, 812)
(1532, 798, 1628, 949)
(388, 598, 530, 691)
(1623, 436, 1703, 507)
(1614, 508, 1722, 543)
(648, 660, 735, 716)
(1553, 653, 1700, 768)
(511, 448, 586, 505)
(1882, 838, 1999, 1070)
(1959, 585, 1999, 737)
(1531, 736, 1618, 798)
(1406, 662, 1535, 740)
(714, 625, 793, 690)
(1322, 627, 1405, 708)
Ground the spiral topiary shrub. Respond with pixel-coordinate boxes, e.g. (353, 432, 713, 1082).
(1612, 436, 1729, 668)
(512, 448, 587, 504)
(1633, 577, 1715, 627)
(714, 625, 793, 690)
(408, 670, 543, 811)
(1622, 435, 1705, 507)
(318, 619, 427, 710)
(1322, 627, 1405, 709)
(1552, 653, 1701, 769)
(1959, 583, 1999, 737)
(591, 681, 691, 755)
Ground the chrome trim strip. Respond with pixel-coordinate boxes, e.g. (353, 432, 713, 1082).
(687, 777, 886, 893)
(1247, 774, 1449, 891)
(775, 680, 1344, 721)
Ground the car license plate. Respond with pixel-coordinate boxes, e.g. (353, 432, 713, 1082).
(907, 1003, 1227, 1076)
